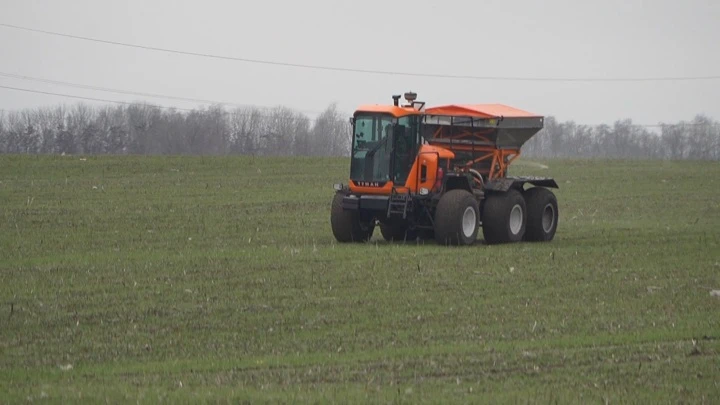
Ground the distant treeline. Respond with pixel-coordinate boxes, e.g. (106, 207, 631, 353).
(0, 103, 350, 156)
(523, 115, 720, 160)
(1, 103, 718, 160)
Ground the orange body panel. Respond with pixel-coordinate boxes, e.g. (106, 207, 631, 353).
(404, 145, 455, 192)
(349, 180, 400, 195)
(355, 105, 423, 118)
(348, 100, 540, 196)
(348, 145, 454, 195)
(425, 104, 541, 118)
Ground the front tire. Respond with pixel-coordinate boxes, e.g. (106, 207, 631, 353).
(523, 187, 558, 242)
(434, 190, 480, 246)
(482, 189, 526, 244)
(331, 193, 374, 242)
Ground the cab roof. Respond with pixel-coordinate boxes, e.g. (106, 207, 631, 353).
(425, 104, 541, 119)
(354, 105, 423, 118)
(355, 103, 542, 119)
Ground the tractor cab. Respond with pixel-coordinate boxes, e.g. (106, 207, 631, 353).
(349, 92, 425, 194)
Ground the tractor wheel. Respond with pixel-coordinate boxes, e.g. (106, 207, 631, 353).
(523, 187, 558, 242)
(482, 189, 526, 244)
(331, 193, 374, 242)
(434, 189, 480, 246)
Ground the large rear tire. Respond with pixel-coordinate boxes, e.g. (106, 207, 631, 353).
(434, 190, 480, 246)
(331, 193, 374, 242)
(482, 189, 526, 244)
(523, 187, 558, 242)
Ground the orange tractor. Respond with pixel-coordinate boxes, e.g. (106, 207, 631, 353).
(331, 92, 558, 245)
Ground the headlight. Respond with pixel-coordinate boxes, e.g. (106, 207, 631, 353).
(418, 187, 429, 196)
(333, 183, 344, 191)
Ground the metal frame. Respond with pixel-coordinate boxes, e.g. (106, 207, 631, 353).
(423, 119, 522, 180)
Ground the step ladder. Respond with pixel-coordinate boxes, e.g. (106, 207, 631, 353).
(386, 188, 411, 219)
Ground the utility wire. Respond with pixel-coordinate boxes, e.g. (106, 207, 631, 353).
(2, 22, 719, 83)
(583, 122, 709, 128)
(0, 71, 321, 114)
(0, 84, 195, 111)
(0, 84, 323, 119)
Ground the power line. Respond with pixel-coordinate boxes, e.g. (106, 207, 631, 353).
(0, 84, 325, 119)
(2, 22, 719, 83)
(0, 71, 322, 114)
(0, 84, 195, 111)
(590, 122, 711, 128)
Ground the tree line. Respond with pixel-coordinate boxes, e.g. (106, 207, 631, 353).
(1, 103, 718, 160)
(0, 103, 350, 156)
(522, 115, 720, 160)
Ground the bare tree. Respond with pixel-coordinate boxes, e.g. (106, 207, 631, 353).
(311, 103, 350, 156)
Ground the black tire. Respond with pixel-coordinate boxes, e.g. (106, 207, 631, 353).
(523, 187, 558, 242)
(434, 189, 480, 246)
(482, 189, 526, 244)
(330, 193, 374, 242)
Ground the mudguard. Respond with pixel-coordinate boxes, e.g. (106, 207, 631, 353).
(484, 176, 559, 192)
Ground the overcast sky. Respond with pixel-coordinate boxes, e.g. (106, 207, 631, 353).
(1, 0, 719, 124)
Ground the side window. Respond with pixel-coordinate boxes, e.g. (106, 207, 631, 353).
(392, 116, 420, 185)
(395, 116, 419, 153)
(353, 116, 373, 151)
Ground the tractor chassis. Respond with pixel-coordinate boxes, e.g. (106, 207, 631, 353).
(341, 192, 437, 230)
(335, 175, 559, 242)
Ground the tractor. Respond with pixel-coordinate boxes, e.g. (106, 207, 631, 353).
(330, 92, 558, 245)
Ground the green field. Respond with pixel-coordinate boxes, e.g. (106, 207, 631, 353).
(1, 156, 719, 403)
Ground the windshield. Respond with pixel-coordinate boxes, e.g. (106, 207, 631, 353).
(350, 114, 394, 182)
(350, 114, 418, 185)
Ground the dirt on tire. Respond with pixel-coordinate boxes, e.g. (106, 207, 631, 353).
(434, 189, 479, 246)
(523, 187, 558, 242)
(331, 193, 374, 242)
(482, 189, 526, 244)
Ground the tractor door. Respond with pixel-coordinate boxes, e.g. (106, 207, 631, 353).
(391, 116, 420, 186)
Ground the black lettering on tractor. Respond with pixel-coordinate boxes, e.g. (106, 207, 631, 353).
(354, 181, 386, 188)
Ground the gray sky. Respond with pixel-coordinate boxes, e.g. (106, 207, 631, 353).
(1, 0, 719, 124)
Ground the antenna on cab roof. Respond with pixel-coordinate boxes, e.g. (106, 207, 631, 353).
(403, 91, 425, 110)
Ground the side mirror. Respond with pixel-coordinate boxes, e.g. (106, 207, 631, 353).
(349, 117, 355, 125)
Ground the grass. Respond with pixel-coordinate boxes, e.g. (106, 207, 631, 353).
(1, 155, 719, 403)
